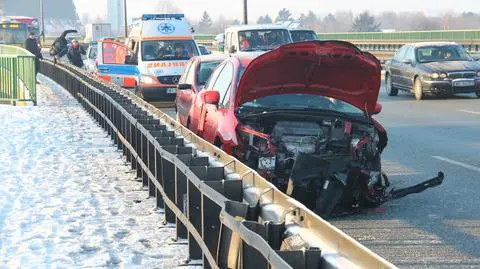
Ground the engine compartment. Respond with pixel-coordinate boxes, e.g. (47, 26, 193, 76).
(237, 112, 386, 216)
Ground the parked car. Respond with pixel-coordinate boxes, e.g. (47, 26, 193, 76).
(289, 29, 320, 42)
(384, 42, 480, 100)
(175, 54, 228, 127)
(212, 33, 224, 51)
(198, 44, 211, 55)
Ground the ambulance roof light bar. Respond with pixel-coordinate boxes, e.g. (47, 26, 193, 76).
(142, 14, 185, 21)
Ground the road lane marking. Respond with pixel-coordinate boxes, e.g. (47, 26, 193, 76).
(432, 156, 480, 173)
(458, 109, 480, 115)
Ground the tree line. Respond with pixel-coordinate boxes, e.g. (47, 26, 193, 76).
(195, 9, 480, 34)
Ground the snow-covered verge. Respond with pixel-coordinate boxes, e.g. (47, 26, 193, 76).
(0, 75, 197, 268)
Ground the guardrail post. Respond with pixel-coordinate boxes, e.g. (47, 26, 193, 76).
(188, 181, 203, 260)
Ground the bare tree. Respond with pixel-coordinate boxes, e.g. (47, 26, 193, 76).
(351, 11, 380, 32)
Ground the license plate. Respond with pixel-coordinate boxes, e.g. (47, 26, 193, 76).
(111, 76, 123, 85)
(454, 80, 475, 87)
(258, 157, 276, 170)
(166, 88, 176, 94)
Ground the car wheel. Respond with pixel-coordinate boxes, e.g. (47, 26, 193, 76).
(414, 77, 424, 101)
(385, 73, 398, 96)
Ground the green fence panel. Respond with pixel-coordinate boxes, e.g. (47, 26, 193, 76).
(0, 45, 37, 105)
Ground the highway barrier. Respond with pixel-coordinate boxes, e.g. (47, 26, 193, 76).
(39, 59, 397, 269)
(0, 45, 37, 105)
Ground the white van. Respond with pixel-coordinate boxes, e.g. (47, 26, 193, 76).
(223, 24, 293, 55)
(96, 14, 200, 102)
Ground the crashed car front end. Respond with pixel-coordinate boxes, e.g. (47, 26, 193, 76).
(229, 40, 444, 218)
(234, 104, 390, 217)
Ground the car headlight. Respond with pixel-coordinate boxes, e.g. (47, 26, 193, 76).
(477, 71, 480, 77)
(140, 75, 159, 85)
(430, 73, 439, 79)
(439, 73, 447, 79)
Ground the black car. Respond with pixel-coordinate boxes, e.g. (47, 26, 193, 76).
(384, 42, 480, 100)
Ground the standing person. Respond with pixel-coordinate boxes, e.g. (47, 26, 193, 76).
(24, 32, 43, 82)
(67, 40, 86, 68)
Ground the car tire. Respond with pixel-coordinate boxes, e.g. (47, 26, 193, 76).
(414, 77, 424, 101)
(385, 73, 398, 96)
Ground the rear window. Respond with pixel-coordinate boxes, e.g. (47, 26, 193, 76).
(196, 61, 223, 86)
(142, 40, 199, 61)
(291, 30, 319, 42)
(88, 45, 98, 59)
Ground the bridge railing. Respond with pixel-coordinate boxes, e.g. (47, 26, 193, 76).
(39, 59, 397, 269)
(0, 45, 37, 105)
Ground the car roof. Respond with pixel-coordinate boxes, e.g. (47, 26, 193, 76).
(289, 29, 315, 32)
(197, 54, 229, 62)
(225, 24, 288, 32)
(407, 42, 459, 48)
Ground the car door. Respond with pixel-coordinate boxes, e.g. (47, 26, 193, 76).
(402, 46, 417, 89)
(97, 40, 139, 88)
(389, 46, 407, 89)
(194, 63, 226, 134)
(176, 60, 196, 124)
(202, 62, 234, 143)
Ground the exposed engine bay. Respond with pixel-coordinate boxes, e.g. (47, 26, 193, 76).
(236, 111, 443, 218)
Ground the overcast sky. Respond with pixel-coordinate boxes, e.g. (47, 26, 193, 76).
(73, 0, 480, 22)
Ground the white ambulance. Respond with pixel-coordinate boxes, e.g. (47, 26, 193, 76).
(96, 14, 200, 102)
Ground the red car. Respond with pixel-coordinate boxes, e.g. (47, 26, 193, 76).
(182, 41, 393, 217)
(175, 54, 228, 128)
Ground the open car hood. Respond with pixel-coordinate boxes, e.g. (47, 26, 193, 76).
(235, 40, 382, 114)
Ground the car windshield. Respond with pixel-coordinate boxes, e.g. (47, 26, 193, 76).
(238, 29, 291, 52)
(239, 94, 364, 116)
(196, 61, 223, 86)
(141, 40, 199, 61)
(416, 45, 473, 63)
(291, 30, 319, 42)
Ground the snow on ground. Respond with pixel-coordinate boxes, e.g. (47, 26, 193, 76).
(0, 75, 196, 268)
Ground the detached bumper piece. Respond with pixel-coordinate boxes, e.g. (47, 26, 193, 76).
(389, 172, 444, 200)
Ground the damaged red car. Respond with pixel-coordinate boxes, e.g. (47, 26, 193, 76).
(181, 41, 443, 217)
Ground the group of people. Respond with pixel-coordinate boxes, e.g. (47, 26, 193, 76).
(24, 31, 86, 82)
(239, 31, 285, 51)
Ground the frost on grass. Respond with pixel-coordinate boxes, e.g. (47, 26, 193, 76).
(0, 75, 196, 268)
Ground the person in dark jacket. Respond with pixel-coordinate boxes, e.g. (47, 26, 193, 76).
(67, 39, 86, 68)
(24, 32, 43, 80)
(50, 29, 77, 63)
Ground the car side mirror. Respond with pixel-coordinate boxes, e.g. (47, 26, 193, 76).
(402, 59, 413, 65)
(373, 103, 382, 115)
(203, 91, 220, 105)
(177, 83, 192, 90)
(229, 45, 236, 54)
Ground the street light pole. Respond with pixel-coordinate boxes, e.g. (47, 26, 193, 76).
(243, 0, 248, 24)
(123, 0, 128, 38)
(40, 0, 45, 43)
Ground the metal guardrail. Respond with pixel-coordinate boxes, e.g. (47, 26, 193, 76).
(39, 59, 397, 269)
(0, 45, 37, 105)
